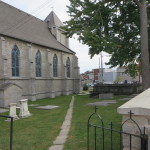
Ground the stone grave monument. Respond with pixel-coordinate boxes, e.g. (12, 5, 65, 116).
(7, 103, 19, 121)
(19, 99, 31, 118)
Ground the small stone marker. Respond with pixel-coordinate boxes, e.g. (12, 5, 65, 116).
(86, 102, 109, 106)
(99, 93, 114, 99)
(86, 100, 117, 107)
(8, 103, 19, 121)
(35, 105, 59, 110)
(19, 99, 31, 118)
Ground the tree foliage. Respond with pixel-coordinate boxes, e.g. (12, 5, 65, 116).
(63, 0, 150, 70)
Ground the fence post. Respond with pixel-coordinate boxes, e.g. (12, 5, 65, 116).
(118, 88, 150, 150)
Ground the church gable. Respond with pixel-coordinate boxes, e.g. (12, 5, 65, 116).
(0, 1, 73, 54)
(45, 11, 64, 28)
(45, 11, 69, 48)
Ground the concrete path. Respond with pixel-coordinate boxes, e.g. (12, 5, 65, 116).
(48, 96, 74, 150)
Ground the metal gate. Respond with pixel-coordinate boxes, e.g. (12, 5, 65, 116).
(87, 107, 148, 150)
(0, 115, 13, 150)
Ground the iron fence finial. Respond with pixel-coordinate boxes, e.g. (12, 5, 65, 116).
(95, 106, 98, 113)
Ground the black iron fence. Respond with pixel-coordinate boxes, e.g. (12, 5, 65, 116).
(87, 107, 148, 150)
(0, 115, 13, 150)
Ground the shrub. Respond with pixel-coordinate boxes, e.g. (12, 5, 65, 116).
(83, 84, 88, 91)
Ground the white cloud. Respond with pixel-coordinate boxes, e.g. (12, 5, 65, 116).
(70, 38, 111, 73)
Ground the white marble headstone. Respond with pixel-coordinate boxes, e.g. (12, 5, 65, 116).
(8, 103, 19, 121)
(19, 99, 31, 118)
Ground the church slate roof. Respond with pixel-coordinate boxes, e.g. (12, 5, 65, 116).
(0, 1, 74, 54)
(45, 11, 64, 28)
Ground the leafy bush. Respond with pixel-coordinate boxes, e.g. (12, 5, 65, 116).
(83, 84, 88, 91)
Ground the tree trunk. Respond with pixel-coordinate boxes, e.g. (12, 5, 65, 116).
(139, 0, 150, 90)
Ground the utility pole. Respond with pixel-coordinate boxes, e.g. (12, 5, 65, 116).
(99, 57, 101, 83)
(99, 52, 103, 83)
(101, 52, 103, 83)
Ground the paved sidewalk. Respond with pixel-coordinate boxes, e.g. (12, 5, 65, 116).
(48, 96, 74, 150)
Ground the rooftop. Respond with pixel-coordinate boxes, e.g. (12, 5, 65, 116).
(0, 1, 74, 54)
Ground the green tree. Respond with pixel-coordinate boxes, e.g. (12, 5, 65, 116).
(63, 0, 150, 90)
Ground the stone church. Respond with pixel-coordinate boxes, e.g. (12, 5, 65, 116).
(0, 1, 80, 107)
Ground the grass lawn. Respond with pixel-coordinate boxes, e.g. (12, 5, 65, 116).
(0, 95, 72, 150)
(0, 94, 126, 150)
(64, 95, 126, 150)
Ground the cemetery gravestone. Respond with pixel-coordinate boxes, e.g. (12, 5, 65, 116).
(19, 99, 31, 118)
(7, 103, 19, 121)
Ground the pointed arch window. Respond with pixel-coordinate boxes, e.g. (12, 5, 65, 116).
(12, 45, 20, 77)
(66, 57, 71, 78)
(35, 50, 42, 77)
(53, 54, 58, 77)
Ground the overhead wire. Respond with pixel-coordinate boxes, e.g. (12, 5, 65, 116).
(2, 0, 54, 34)
(1, 0, 54, 34)
(9, 1, 55, 32)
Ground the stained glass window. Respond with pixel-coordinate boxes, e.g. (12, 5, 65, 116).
(35, 50, 42, 77)
(66, 57, 70, 77)
(53, 54, 58, 77)
(12, 45, 20, 77)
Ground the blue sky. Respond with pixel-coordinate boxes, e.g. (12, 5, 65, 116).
(1, 0, 111, 73)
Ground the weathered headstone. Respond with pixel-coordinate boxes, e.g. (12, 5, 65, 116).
(86, 100, 117, 107)
(7, 103, 19, 121)
(99, 93, 114, 99)
(19, 99, 31, 118)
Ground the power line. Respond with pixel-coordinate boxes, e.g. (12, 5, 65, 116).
(1, 0, 54, 34)
(3, 0, 54, 34)
(11, 1, 54, 32)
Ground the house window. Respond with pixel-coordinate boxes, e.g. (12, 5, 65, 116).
(35, 50, 42, 77)
(66, 57, 70, 77)
(53, 54, 58, 77)
(12, 45, 20, 77)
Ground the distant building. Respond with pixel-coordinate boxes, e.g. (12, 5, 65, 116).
(116, 67, 140, 83)
(89, 71, 94, 81)
(81, 71, 93, 86)
(81, 67, 140, 85)
(81, 68, 117, 85)
(93, 69, 99, 81)
(102, 69, 117, 84)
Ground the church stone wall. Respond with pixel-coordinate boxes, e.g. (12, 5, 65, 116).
(4, 85, 22, 106)
(0, 90, 4, 107)
(0, 36, 80, 105)
(0, 84, 22, 107)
